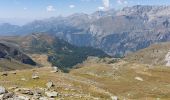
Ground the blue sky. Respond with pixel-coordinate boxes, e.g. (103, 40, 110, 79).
(0, 0, 170, 25)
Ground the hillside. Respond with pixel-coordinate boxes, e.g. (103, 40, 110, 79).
(0, 33, 109, 72)
(70, 58, 170, 99)
(0, 59, 33, 71)
(1, 57, 170, 99)
(0, 41, 36, 71)
(0, 41, 36, 65)
(125, 42, 170, 66)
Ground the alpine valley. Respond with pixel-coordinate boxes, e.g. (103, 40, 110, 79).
(1, 5, 170, 100)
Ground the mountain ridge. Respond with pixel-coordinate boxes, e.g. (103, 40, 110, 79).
(0, 33, 109, 72)
(0, 41, 36, 71)
(1, 5, 170, 56)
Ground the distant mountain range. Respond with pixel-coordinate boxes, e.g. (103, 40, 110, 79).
(1, 5, 170, 56)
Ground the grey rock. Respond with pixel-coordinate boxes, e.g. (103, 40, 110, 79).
(21, 78, 26, 81)
(18, 88, 33, 95)
(39, 97, 48, 100)
(11, 71, 16, 74)
(2, 92, 14, 99)
(13, 95, 31, 100)
(32, 95, 40, 100)
(1, 72, 8, 76)
(32, 75, 39, 79)
(0, 86, 7, 94)
(32, 89, 43, 99)
(51, 67, 58, 73)
(0, 94, 4, 100)
(14, 88, 21, 92)
(135, 77, 144, 81)
(46, 81, 54, 89)
(45, 91, 58, 98)
(8, 86, 18, 90)
(111, 96, 118, 100)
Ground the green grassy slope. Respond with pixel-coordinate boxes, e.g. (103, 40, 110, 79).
(0, 59, 33, 71)
(125, 42, 170, 66)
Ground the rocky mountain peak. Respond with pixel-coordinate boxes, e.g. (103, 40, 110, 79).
(117, 5, 170, 19)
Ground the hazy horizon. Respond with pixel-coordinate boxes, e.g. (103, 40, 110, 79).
(1, 0, 170, 25)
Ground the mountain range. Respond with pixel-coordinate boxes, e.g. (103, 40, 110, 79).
(1, 5, 170, 57)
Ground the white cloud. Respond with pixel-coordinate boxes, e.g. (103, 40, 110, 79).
(98, 6, 105, 10)
(69, 5, 75, 8)
(102, 0, 110, 10)
(117, 0, 128, 5)
(46, 5, 56, 12)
